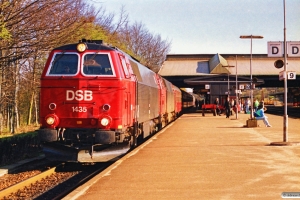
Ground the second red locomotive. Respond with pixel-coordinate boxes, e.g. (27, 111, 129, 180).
(38, 39, 193, 162)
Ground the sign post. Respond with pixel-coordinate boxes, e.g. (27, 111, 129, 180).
(283, 0, 288, 142)
(269, 0, 299, 146)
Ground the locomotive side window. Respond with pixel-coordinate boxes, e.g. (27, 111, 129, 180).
(83, 53, 114, 76)
(48, 53, 79, 76)
(119, 55, 130, 78)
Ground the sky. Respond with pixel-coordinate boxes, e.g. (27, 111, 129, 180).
(89, 0, 300, 54)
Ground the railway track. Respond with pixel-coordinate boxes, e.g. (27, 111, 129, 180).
(0, 159, 113, 199)
(0, 109, 179, 199)
(265, 105, 300, 118)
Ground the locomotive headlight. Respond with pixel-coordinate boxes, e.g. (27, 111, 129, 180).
(46, 116, 55, 125)
(77, 43, 87, 52)
(100, 117, 110, 126)
(45, 114, 60, 128)
(98, 115, 112, 128)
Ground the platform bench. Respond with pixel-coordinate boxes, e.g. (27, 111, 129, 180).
(201, 104, 221, 116)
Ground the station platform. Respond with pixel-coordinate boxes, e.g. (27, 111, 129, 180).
(64, 111, 300, 200)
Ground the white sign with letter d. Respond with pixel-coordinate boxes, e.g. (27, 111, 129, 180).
(268, 41, 300, 57)
(267, 41, 283, 57)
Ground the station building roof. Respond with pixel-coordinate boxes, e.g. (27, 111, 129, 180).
(159, 54, 300, 76)
(158, 54, 300, 88)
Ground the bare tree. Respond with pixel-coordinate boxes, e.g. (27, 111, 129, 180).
(118, 21, 171, 72)
(0, 0, 97, 132)
(0, 1, 172, 133)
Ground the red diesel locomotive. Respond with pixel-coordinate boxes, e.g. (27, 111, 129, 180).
(38, 39, 193, 162)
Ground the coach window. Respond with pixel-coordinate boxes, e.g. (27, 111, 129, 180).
(83, 54, 114, 76)
(48, 53, 79, 76)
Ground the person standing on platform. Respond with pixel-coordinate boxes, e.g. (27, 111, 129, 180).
(224, 97, 231, 118)
(214, 97, 221, 116)
(240, 99, 244, 113)
(230, 99, 235, 115)
(195, 99, 199, 110)
(254, 99, 259, 111)
(245, 98, 250, 114)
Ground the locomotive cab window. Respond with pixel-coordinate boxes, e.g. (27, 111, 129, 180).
(47, 53, 79, 76)
(83, 53, 114, 76)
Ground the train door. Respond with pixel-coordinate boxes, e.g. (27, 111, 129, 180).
(119, 54, 131, 126)
(119, 54, 134, 126)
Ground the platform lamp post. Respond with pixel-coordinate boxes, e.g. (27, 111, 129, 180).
(240, 35, 263, 119)
(222, 65, 235, 98)
(222, 65, 235, 119)
(235, 55, 238, 120)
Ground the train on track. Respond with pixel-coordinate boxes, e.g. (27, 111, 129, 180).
(38, 39, 194, 162)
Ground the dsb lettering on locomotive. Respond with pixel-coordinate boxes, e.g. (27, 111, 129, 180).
(66, 90, 93, 101)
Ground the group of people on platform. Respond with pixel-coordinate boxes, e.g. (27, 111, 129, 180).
(244, 98, 260, 114)
(213, 97, 271, 127)
(214, 97, 233, 118)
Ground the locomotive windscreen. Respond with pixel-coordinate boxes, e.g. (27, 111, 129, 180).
(48, 53, 79, 75)
(83, 54, 113, 75)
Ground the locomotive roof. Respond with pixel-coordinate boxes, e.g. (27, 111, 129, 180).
(53, 40, 142, 64)
(53, 42, 115, 51)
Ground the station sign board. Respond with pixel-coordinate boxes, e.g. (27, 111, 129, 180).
(287, 71, 296, 80)
(288, 42, 300, 57)
(267, 41, 300, 57)
(268, 42, 283, 57)
(279, 71, 286, 81)
(279, 71, 296, 80)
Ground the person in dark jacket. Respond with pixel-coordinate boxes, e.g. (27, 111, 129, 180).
(224, 97, 231, 118)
